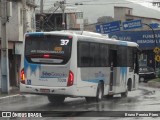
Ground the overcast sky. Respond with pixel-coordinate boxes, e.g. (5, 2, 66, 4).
(36, 0, 160, 23)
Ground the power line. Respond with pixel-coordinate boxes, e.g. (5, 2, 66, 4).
(72, 2, 132, 6)
(44, 6, 60, 23)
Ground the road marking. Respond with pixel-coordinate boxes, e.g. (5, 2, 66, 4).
(0, 94, 21, 100)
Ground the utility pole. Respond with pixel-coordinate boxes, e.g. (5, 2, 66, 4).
(60, 0, 66, 30)
(22, 0, 27, 34)
(40, 0, 44, 31)
(1, 0, 9, 94)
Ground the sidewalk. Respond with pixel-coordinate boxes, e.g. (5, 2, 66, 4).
(0, 87, 39, 103)
(0, 86, 24, 101)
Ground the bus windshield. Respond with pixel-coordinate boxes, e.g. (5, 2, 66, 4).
(25, 34, 72, 64)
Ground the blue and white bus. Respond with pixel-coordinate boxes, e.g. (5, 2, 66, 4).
(20, 31, 139, 104)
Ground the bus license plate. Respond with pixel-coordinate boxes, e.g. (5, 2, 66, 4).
(40, 89, 50, 93)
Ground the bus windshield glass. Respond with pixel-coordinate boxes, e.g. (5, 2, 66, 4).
(25, 34, 72, 64)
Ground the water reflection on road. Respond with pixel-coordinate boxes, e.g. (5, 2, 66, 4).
(0, 83, 160, 120)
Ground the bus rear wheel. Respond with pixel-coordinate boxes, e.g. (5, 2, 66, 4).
(105, 95, 113, 99)
(121, 89, 128, 98)
(48, 95, 65, 104)
(95, 83, 104, 102)
(85, 97, 94, 103)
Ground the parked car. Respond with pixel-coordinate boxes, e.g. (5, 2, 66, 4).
(139, 66, 156, 82)
(155, 68, 160, 78)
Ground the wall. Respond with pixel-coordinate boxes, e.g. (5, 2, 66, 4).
(7, 2, 21, 41)
(7, 2, 36, 42)
(114, 7, 132, 22)
(26, 5, 36, 32)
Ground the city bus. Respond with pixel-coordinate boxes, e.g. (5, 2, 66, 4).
(20, 31, 139, 104)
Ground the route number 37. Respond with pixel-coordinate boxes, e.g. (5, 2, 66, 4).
(60, 39, 69, 45)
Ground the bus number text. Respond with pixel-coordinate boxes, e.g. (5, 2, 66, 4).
(58, 78, 66, 82)
(60, 39, 69, 45)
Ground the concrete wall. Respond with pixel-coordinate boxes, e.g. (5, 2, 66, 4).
(26, 5, 36, 32)
(114, 7, 126, 22)
(7, 2, 20, 41)
(66, 13, 83, 30)
(114, 7, 133, 22)
(7, 1, 36, 42)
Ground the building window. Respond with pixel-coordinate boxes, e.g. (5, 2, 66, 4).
(76, 12, 83, 19)
(128, 10, 131, 15)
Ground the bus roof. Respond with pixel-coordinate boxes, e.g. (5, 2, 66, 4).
(60, 30, 139, 48)
(26, 31, 139, 48)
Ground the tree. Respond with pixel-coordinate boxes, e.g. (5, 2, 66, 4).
(97, 16, 114, 23)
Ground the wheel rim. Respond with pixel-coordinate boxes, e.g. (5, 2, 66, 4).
(140, 77, 144, 82)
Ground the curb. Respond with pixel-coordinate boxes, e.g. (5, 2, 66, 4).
(0, 94, 26, 103)
(0, 94, 38, 103)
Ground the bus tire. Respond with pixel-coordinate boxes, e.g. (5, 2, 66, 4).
(127, 79, 132, 91)
(95, 83, 104, 102)
(121, 89, 128, 98)
(48, 95, 65, 104)
(85, 97, 94, 103)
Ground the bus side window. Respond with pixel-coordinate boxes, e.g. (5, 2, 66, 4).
(78, 42, 90, 67)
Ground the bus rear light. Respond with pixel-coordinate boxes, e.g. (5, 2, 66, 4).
(20, 68, 25, 84)
(67, 70, 74, 86)
(43, 54, 50, 58)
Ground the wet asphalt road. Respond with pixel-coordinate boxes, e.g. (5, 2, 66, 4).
(0, 83, 160, 120)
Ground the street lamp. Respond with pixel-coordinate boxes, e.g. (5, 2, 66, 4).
(142, 23, 157, 47)
(142, 23, 157, 70)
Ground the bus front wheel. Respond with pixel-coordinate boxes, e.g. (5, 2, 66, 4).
(47, 95, 65, 104)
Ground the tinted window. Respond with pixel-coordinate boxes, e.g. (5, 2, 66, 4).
(78, 42, 90, 67)
(25, 35, 72, 64)
(100, 44, 108, 67)
(78, 41, 109, 67)
(117, 46, 127, 67)
(90, 43, 100, 67)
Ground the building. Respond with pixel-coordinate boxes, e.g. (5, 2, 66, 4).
(36, 6, 84, 31)
(109, 6, 160, 69)
(114, 6, 160, 30)
(84, 6, 160, 69)
(0, 0, 37, 88)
